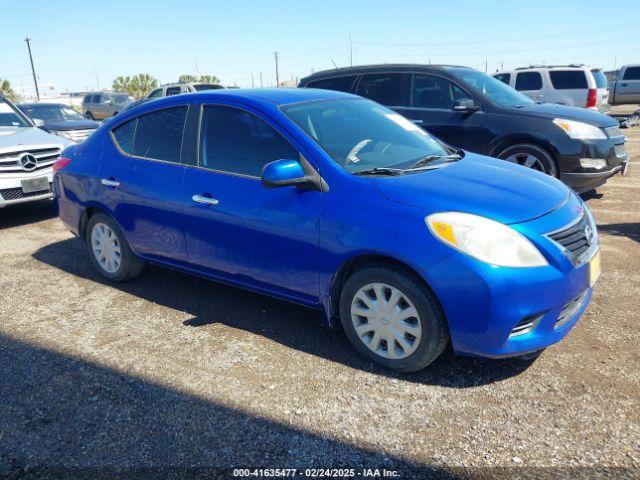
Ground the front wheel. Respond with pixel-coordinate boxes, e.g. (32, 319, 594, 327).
(85, 213, 144, 282)
(85, 111, 94, 120)
(497, 143, 558, 177)
(339, 266, 449, 372)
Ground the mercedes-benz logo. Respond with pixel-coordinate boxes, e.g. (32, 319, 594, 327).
(19, 153, 38, 172)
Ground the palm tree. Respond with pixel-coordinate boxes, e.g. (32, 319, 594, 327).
(198, 75, 221, 84)
(129, 73, 158, 99)
(178, 74, 198, 83)
(0, 79, 16, 101)
(112, 76, 131, 93)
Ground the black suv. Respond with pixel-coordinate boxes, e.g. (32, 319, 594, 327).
(299, 65, 627, 193)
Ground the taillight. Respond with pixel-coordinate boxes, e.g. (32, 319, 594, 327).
(52, 157, 72, 173)
(586, 88, 597, 109)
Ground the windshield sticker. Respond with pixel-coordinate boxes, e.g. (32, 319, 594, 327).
(385, 114, 427, 135)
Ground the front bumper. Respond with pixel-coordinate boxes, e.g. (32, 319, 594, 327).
(0, 171, 54, 207)
(421, 194, 596, 358)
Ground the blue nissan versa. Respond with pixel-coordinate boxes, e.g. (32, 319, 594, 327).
(53, 89, 601, 372)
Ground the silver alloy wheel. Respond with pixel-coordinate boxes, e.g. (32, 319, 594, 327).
(90, 222, 122, 274)
(504, 153, 545, 172)
(350, 282, 422, 360)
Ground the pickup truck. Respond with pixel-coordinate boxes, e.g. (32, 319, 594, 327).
(609, 65, 640, 105)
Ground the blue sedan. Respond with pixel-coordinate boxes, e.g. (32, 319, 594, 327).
(53, 88, 600, 372)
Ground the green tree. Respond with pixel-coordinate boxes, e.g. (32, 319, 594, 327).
(178, 74, 198, 83)
(112, 76, 132, 93)
(0, 78, 16, 101)
(129, 73, 158, 99)
(197, 75, 221, 84)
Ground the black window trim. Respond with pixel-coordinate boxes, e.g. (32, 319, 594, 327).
(405, 72, 480, 112)
(306, 74, 358, 93)
(195, 102, 307, 181)
(109, 104, 190, 166)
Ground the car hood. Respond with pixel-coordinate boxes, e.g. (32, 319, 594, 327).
(0, 126, 72, 152)
(43, 119, 99, 131)
(373, 153, 570, 224)
(509, 103, 617, 127)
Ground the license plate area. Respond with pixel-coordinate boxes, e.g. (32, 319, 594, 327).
(589, 249, 601, 287)
(21, 176, 50, 194)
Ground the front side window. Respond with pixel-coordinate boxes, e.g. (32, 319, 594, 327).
(199, 106, 298, 177)
(132, 106, 187, 162)
(494, 73, 511, 85)
(623, 67, 640, 80)
(515, 72, 543, 91)
(282, 98, 451, 174)
(307, 76, 357, 93)
(148, 89, 162, 98)
(112, 118, 137, 154)
(0, 98, 30, 127)
(356, 74, 406, 106)
(549, 70, 588, 90)
(166, 86, 182, 96)
(412, 75, 472, 110)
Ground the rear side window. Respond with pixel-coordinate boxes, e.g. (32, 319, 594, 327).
(549, 70, 588, 89)
(356, 74, 406, 106)
(148, 89, 163, 98)
(132, 106, 188, 162)
(199, 105, 298, 177)
(623, 67, 640, 80)
(307, 75, 357, 92)
(112, 118, 137, 154)
(515, 72, 542, 91)
(494, 73, 511, 85)
(166, 86, 182, 96)
(591, 69, 608, 88)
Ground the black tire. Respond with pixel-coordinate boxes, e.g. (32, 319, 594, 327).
(85, 111, 94, 120)
(339, 266, 449, 372)
(85, 212, 144, 282)
(497, 143, 558, 177)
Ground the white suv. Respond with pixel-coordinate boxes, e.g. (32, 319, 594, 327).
(493, 65, 610, 112)
(146, 82, 225, 99)
(0, 97, 71, 207)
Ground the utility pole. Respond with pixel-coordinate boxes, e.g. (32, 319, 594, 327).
(349, 32, 353, 66)
(484, 60, 488, 73)
(273, 51, 280, 87)
(24, 37, 40, 101)
(259, 72, 263, 88)
(251, 73, 255, 88)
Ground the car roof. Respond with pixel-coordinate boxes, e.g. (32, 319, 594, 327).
(300, 64, 472, 82)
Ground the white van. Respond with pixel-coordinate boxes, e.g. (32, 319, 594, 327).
(493, 65, 609, 113)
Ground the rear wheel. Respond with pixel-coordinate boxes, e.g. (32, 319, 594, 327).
(85, 111, 94, 120)
(85, 213, 144, 282)
(339, 266, 449, 372)
(497, 143, 558, 177)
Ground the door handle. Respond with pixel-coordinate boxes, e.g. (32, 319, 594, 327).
(192, 194, 219, 206)
(411, 119, 423, 125)
(101, 178, 120, 187)
(620, 83, 628, 87)
(533, 94, 543, 99)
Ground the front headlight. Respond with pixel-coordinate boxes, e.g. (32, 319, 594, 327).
(426, 212, 548, 267)
(553, 118, 606, 140)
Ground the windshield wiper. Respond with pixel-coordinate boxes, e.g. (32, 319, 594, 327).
(353, 167, 404, 176)
(404, 154, 461, 171)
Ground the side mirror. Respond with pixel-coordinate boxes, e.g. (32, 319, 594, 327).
(33, 118, 45, 127)
(261, 159, 309, 188)
(453, 98, 479, 112)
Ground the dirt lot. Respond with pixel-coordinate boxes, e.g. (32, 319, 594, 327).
(1, 129, 639, 479)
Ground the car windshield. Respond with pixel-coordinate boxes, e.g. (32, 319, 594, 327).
(22, 104, 84, 121)
(451, 69, 535, 107)
(282, 98, 453, 174)
(0, 98, 31, 127)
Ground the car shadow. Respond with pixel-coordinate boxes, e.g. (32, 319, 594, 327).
(0, 333, 464, 479)
(579, 190, 603, 201)
(597, 222, 640, 244)
(0, 200, 57, 229)
(32, 238, 537, 389)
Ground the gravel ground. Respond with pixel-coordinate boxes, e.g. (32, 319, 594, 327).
(1, 129, 639, 480)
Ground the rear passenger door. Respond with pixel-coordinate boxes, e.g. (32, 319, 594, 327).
(181, 104, 321, 302)
(514, 71, 545, 102)
(354, 73, 409, 109)
(100, 105, 191, 263)
(618, 67, 640, 103)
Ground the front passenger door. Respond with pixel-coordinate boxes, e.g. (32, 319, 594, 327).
(182, 104, 321, 303)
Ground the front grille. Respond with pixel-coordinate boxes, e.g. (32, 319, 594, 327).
(0, 147, 61, 173)
(510, 313, 544, 337)
(0, 183, 53, 201)
(546, 213, 595, 265)
(605, 125, 623, 139)
(556, 290, 588, 329)
(59, 128, 96, 142)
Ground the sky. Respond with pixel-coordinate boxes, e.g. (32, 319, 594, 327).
(1, 0, 638, 96)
